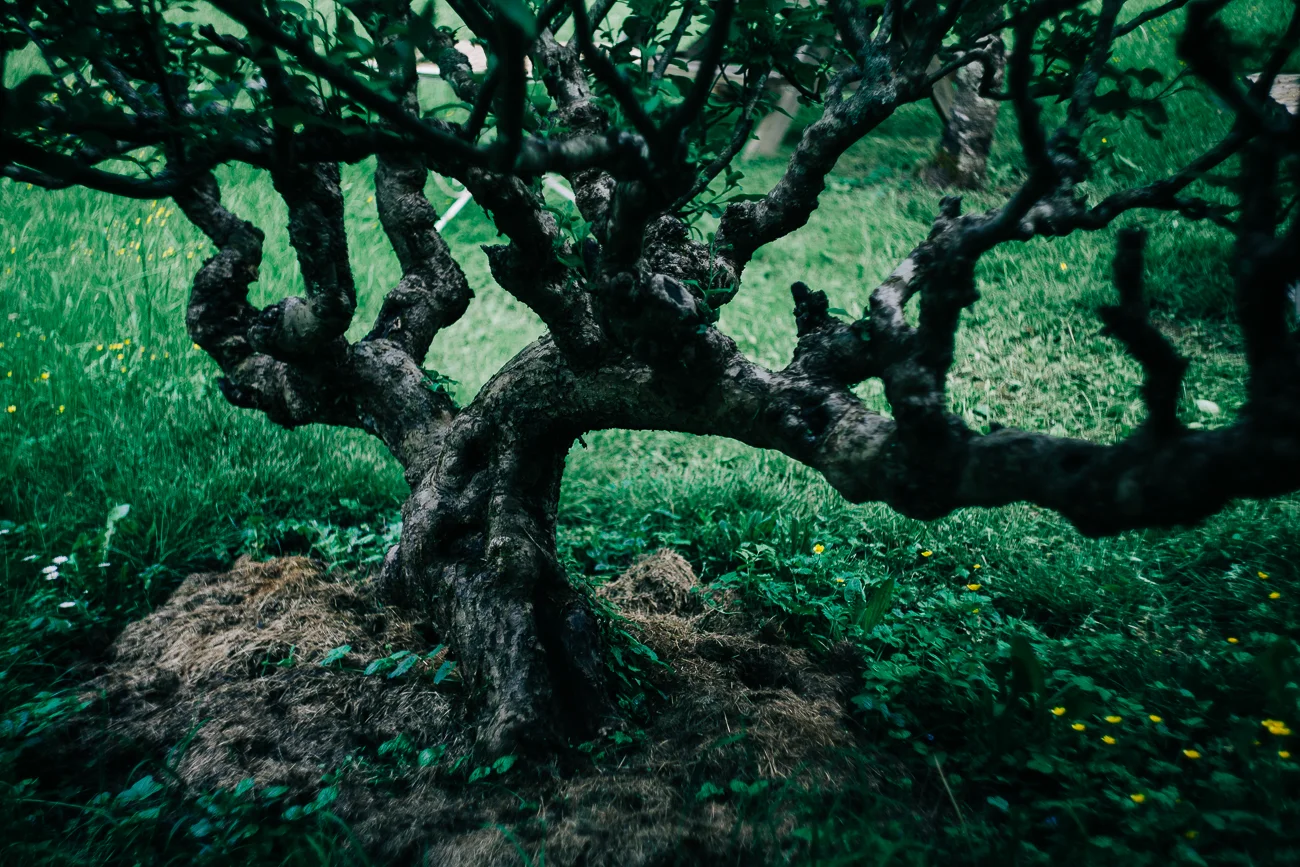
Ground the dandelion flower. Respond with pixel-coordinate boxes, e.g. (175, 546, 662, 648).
(1184, 749, 1201, 759)
(1130, 793, 1145, 803)
(1102, 137, 1108, 143)
(1149, 714, 1162, 723)
(57, 405, 64, 413)
(120, 367, 127, 373)
(193, 343, 201, 350)
(813, 544, 825, 555)
(1258, 571, 1269, 579)
(150, 354, 157, 361)
(5, 405, 14, 413)
(921, 550, 933, 557)
(1059, 262, 1068, 272)
(1105, 715, 1122, 723)
(966, 583, 981, 591)
(1227, 637, 1239, 644)
(1103, 735, 1117, 745)
(96, 344, 103, 351)
(1072, 723, 1086, 731)
(117, 354, 124, 361)
(1281, 751, 1292, 759)
(1269, 591, 1280, 599)
(39, 372, 48, 380)
(834, 577, 845, 584)
(1052, 707, 1067, 716)
(973, 563, 981, 570)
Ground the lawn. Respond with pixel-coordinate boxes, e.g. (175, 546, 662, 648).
(2, 1, 1298, 863)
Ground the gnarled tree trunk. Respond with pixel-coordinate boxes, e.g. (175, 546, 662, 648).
(377, 389, 609, 754)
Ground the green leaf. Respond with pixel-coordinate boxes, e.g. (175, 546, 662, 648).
(695, 781, 725, 801)
(492, 754, 517, 774)
(468, 765, 492, 783)
(486, 0, 538, 39)
(318, 644, 351, 666)
(1009, 634, 1046, 700)
(433, 660, 457, 684)
(388, 653, 419, 678)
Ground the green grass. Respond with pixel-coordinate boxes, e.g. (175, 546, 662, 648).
(3, 0, 1300, 863)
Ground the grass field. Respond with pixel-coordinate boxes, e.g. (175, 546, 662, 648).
(2, 1, 1299, 864)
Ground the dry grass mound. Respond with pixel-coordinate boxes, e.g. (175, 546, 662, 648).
(62, 551, 871, 866)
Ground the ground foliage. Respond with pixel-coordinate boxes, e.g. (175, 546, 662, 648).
(2, 0, 1300, 862)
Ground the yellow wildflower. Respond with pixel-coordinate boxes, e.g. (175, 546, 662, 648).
(1051, 707, 1066, 716)
(834, 577, 845, 584)
(39, 372, 48, 380)
(1130, 793, 1145, 803)
(966, 583, 981, 591)
(1227, 637, 1239, 644)
(1059, 262, 1068, 272)
(1269, 591, 1281, 599)
(57, 405, 64, 413)
(117, 354, 124, 361)
(1072, 723, 1086, 731)
(1184, 749, 1201, 759)
(96, 344, 103, 351)
(1103, 735, 1117, 745)
(1281, 751, 1292, 759)
(150, 354, 157, 361)
(5, 405, 14, 413)
(813, 544, 825, 555)
(1105, 715, 1122, 723)
(1258, 571, 1269, 579)
(124, 339, 130, 346)
(973, 564, 981, 569)
(1102, 137, 1108, 143)
(193, 343, 201, 350)
(120, 367, 127, 373)
(921, 550, 933, 557)
(1149, 715, 1162, 723)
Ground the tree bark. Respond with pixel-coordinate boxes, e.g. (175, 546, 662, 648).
(378, 356, 610, 755)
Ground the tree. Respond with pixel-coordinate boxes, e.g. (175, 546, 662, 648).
(2, 0, 1298, 755)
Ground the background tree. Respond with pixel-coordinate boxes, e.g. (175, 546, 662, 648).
(2, 0, 1298, 755)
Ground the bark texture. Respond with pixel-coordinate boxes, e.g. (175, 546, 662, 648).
(928, 36, 1006, 188)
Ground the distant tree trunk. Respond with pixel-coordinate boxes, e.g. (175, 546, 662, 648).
(928, 36, 1006, 189)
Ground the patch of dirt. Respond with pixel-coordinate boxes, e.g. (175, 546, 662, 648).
(55, 551, 873, 866)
